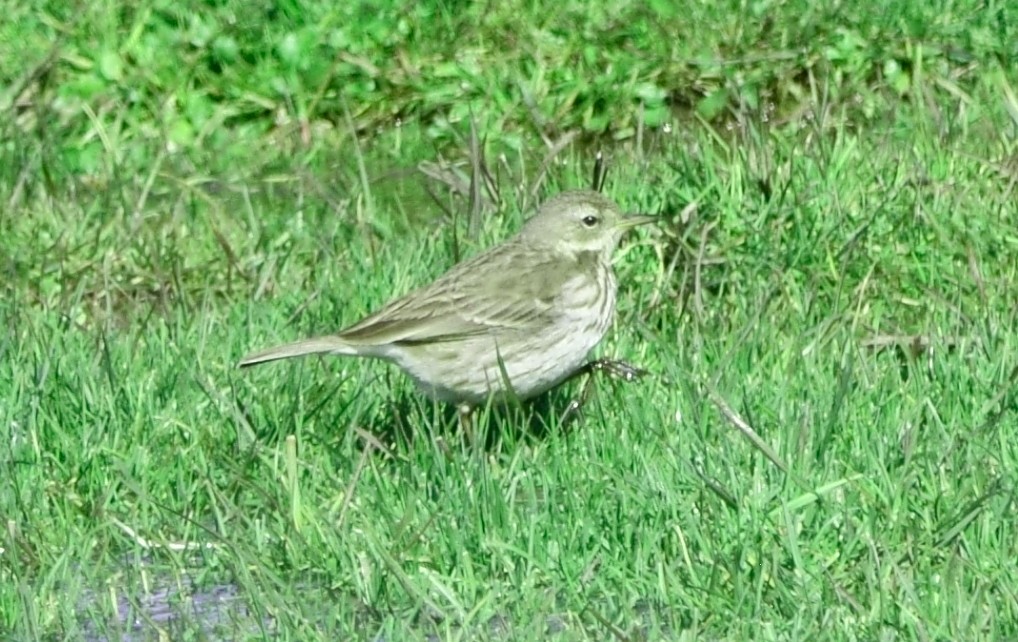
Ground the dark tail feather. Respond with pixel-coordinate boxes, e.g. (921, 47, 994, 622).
(238, 337, 352, 367)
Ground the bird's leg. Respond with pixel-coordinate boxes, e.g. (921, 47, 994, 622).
(457, 403, 475, 444)
(567, 357, 649, 386)
(559, 358, 649, 426)
(586, 358, 649, 383)
(558, 377, 597, 427)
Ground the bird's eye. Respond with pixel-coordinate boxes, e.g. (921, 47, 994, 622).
(581, 215, 599, 227)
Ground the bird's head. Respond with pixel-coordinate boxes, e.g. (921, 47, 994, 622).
(519, 190, 655, 259)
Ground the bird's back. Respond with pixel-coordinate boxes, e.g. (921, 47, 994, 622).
(342, 240, 616, 402)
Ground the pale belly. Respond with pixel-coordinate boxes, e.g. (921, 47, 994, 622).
(388, 271, 616, 404)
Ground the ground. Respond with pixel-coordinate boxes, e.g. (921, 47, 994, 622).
(2, 1, 1017, 640)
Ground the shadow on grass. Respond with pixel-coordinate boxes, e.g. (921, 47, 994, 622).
(345, 372, 631, 455)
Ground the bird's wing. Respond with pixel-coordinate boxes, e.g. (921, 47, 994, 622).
(338, 245, 569, 346)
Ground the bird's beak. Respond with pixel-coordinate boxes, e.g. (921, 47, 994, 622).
(615, 214, 657, 231)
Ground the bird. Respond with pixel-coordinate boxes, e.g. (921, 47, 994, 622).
(239, 190, 654, 406)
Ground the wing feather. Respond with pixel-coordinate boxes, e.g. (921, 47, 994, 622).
(337, 243, 571, 346)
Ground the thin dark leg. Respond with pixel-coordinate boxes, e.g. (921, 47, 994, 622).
(559, 358, 649, 426)
(457, 403, 475, 444)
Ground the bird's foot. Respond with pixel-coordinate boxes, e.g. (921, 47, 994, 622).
(583, 358, 648, 382)
(559, 358, 650, 427)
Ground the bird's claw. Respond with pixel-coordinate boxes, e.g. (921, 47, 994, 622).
(586, 358, 648, 382)
(558, 358, 649, 427)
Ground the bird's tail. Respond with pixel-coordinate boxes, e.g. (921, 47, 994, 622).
(238, 336, 354, 367)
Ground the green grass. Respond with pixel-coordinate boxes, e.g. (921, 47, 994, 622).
(3, 0, 1018, 640)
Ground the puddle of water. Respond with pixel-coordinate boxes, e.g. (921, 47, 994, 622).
(72, 562, 674, 640)
(78, 576, 272, 641)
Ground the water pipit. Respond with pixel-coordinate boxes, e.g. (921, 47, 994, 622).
(239, 190, 654, 406)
